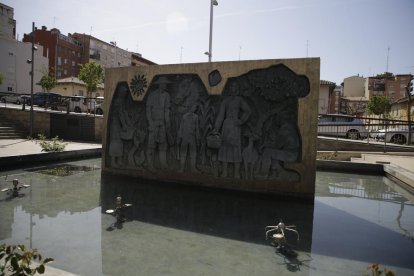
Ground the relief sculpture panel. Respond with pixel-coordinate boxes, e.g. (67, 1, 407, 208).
(103, 59, 319, 197)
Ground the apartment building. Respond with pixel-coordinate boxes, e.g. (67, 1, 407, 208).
(365, 72, 412, 101)
(0, 3, 15, 39)
(0, 3, 47, 94)
(72, 33, 156, 69)
(23, 26, 83, 79)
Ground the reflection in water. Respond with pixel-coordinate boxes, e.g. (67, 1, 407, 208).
(0, 160, 413, 275)
(26, 164, 100, 177)
(101, 173, 315, 247)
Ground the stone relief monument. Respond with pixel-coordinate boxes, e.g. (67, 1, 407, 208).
(103, 59, 320, 198)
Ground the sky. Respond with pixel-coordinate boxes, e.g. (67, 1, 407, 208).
(3, 0, 414, 84)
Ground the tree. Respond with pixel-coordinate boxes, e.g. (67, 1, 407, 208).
(78, 61, 104, 97)
(38, 74, 58, 92)
(340, 97, 367, 116)
(367, 95, 391, 118)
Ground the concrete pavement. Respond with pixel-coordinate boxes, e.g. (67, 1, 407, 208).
(0, 138, 101, 169)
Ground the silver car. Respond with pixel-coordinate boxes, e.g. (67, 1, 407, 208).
(1, 93, 25, 104)
(375, 126, 414, 144)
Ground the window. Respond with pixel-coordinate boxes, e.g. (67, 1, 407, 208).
(64, 59, 67, 64)
(57, 57, 61, 65)
(72, 61, 75, 66)
(78, 90, 84, 96)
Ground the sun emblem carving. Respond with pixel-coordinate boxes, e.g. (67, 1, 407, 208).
(130, 75, 148, 96)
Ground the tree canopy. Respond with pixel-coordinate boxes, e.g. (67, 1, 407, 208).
(367, 95, 391, 117)
(78, 62, 104, 95)
(37, 74, 58, 92)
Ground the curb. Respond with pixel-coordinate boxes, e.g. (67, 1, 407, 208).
(0, 148, 101, 170)
(316, 159, 384, 174)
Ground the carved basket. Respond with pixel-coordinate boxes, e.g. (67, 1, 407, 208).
(207, 132, 222, 149)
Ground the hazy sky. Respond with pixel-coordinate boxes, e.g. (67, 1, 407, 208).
(4, 0, 414, 84)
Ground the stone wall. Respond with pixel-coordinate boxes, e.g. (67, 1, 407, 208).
(0, 108, 103, 142)
(102, 59, 320, 198)
(0, 108, 50, 137)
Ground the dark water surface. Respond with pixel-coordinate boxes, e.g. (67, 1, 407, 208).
(0, 158, 413, 275)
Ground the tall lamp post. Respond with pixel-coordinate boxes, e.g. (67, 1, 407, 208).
(205, 0, 218, 62)
(29, 22, 36, 138)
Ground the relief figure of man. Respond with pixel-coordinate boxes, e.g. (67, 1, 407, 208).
(177, 105, 200, 173)
(146, 76, 172, 170)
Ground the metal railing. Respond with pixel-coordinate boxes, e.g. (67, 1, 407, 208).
(0, 93, 104, 116)
(318, 115, 413, 149)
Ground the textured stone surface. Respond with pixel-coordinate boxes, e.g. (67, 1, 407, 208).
(102, 58, 320, 197)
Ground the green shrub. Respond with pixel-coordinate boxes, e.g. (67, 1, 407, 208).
(35, 134, 68, 152)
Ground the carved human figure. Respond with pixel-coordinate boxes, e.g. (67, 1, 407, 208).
(259, 121, 300, 178)
(127, 129, 146, 168)
(177, 105, 200, 173)
(214, 81, 251, 178)
(108, 86, 132, 168)
(146, 76, 172, 170)
(242, 133, 260, 180)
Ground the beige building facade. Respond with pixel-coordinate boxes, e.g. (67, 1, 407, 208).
(53, 77, 104, 98)
(343, 75, 365, 97)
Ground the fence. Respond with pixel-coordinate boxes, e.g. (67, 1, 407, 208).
(318, 114, 413, 148)
(0, 92, 104, 116)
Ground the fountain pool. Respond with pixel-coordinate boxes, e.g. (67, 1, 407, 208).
(0, 158, 413, 275)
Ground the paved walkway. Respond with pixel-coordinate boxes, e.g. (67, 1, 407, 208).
(0, 139, 101, 158)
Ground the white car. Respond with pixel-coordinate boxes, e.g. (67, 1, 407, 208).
(318, 114, 369, 140)
(57, 96, 104, 115)
(57, 96, 89, 113)
(375, 126, 414, 144)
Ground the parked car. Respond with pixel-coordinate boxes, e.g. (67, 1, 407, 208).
(374, 125, 414, 144)
(93, 96, 104, 115)
(32, 92, 62, 109)
(1, 93, 25, 105)
(57, 96, 89, 113)
(20, 95, 32, 105)
(318, 114, 369, 140)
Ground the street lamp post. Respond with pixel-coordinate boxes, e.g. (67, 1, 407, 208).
(29, 22, 35, 138)
(206, 0, 218, 62)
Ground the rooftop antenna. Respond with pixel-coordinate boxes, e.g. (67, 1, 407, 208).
(53, 16, 56, 28)
(90, 26, 93, 36)
(386, 46, 390, 72)
(238, 44, 242, 61)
